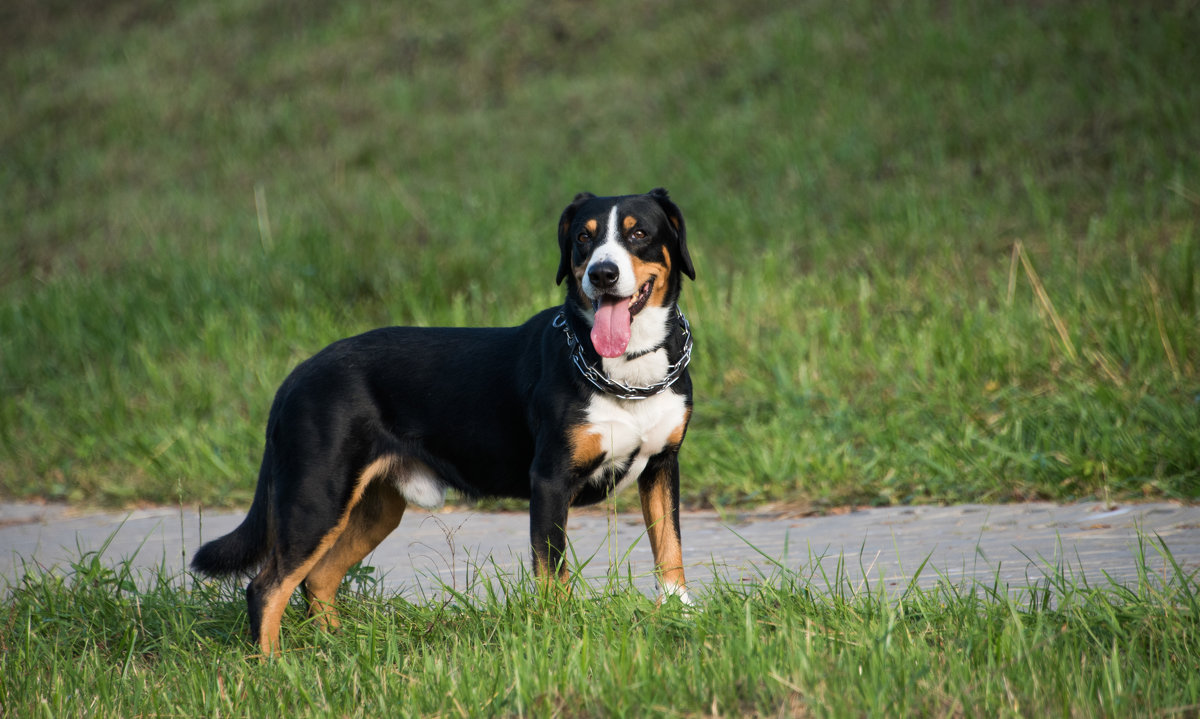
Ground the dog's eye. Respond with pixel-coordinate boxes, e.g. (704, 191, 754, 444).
(630, 229, 647, 241)
(576, 232, 591, 244)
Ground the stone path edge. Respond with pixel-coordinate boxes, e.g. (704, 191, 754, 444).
(2, 501, 1197, 600)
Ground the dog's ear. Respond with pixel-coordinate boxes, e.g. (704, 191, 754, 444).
(557, 192, 596, 285)
(648, 188, 694, 280)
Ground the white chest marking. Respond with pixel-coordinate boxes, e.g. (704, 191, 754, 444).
(580, 390, 688, 491)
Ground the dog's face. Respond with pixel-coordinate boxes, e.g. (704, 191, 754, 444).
(556, 188, 694, 358)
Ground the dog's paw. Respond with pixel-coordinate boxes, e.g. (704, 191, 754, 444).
(657, 581, 693, 607)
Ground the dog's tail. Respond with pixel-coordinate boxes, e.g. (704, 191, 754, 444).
(191, 458, 272, 577)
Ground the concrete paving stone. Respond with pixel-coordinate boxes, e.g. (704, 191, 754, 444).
(1, 501, 1196, 601)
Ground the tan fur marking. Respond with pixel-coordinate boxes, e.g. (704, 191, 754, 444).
(534, 552, 564, 580)
(533, 518, 571, 582)
(623, 215, 637, 232)
(303, 481, 407, 629)
(630, 256, 671, 309)
(257, 583, 292, 657)
(667, 406, 692, 448)
(256, 455, 398, 655)
(585, 218, 598, 235)
(639, 472, 686, 594)
(573, 265, 591, 306)
(568, 424, 605, 469)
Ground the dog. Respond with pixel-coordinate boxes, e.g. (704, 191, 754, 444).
(191, 188, 696, 654)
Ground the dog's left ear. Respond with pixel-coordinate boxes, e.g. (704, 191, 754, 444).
(648, 188, 694, 280)
(557, 192, 596, 285)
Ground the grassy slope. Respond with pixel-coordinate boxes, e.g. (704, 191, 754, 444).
(2, 0, 1198, 508)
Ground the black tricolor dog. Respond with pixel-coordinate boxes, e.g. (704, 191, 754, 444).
(192, 188, 696, 654)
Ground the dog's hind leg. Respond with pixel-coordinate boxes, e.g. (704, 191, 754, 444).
(246, 456, 397, 656)
(302, 479, 406, 629)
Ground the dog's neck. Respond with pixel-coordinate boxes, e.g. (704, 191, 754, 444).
(557, 302, 691, 399)
(597, 304, 673, 384)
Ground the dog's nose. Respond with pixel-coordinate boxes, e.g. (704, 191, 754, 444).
(587, 261, 620, 291)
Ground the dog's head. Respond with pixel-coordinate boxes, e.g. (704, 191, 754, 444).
(556, 188, 695, 358)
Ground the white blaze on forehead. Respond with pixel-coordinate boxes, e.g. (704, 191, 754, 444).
(603, 205, 620, 245)
(582, 205, 637, 300)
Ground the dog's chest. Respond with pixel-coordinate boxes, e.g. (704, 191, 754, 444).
(578, 389, 688, 489)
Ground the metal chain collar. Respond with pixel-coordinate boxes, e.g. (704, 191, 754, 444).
(553, 306, 693, 400)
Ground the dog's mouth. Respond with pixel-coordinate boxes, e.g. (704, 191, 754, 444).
(591, 277, 655, 359)
(628, 277, 654, 316)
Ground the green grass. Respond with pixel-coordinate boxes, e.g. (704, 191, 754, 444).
(3, 534, 1198, 716)
(2, 0, 1199, 508)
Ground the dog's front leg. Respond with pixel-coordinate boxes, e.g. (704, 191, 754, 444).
(529, 470, 572, 584)
(638, 451, 690, 605)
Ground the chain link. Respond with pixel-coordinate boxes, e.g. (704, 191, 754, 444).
(553, 307, 692, 400)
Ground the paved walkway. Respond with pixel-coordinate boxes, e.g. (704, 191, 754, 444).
(2, 501, 1197, 598)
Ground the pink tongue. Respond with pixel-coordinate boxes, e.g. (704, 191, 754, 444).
(591, 296, 632, 358)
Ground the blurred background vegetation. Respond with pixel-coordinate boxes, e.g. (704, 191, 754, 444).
(2, 0, 1198, 509)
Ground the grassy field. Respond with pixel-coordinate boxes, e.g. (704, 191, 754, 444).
(2, 535, 1197, 717)
(6, 5, 1200, 713)
(2, 0, 1199, 512)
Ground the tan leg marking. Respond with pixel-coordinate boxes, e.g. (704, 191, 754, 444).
(256, 455, 398, 655)
(639, 470, 686, 595)
(533, 514, 571, 585)
(303, 480, 406, 629)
